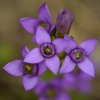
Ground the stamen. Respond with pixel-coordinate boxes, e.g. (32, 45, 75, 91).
(70, 49, 84, 62)
(24, 64, 33, 75)
(41, 43, 55, 58)
(40, 22, 47, 28)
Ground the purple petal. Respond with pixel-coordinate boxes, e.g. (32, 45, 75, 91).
(21, 46, 29, 58)
(80, 38, 97, 56)
(56, 9, 74, 35)
(60, 56, 75, 74)
(24, 48, 44, 63)
(32, 34, 36, 43)
(3, 60, 23, 76)
(38, 61, 47, 75)
(22, 75, 38, 90)
(45, 55, 60, 75)
(64, 34, 77, 53)
(38, 3, 52, 27)
(49, 24, 56, 34)
(78, 57, 95, 77)
(56, 93, 70, 100)
(19, 17, 38, 34)
(36, 26, 51, 45)
(52, 38, 67, 53)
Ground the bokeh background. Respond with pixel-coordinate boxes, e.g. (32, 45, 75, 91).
(0, 0, 100, 100)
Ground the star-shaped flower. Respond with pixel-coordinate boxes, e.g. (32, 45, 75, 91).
(3, 47, 46, 90)
(19, 3, 52, 41)
(35, 78, 70, 100)
(60, 35, 97, 77)
(24, 26, 67, 75)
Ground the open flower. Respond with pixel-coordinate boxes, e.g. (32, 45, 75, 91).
(34, 78, 70, 100)
(19, 3, 52, 41)
(24, 26, 67, 75)
(3, 47, 46, 90)
(60, 35, 97, 77)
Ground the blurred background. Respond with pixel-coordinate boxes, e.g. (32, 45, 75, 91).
(0, 0, 100, 100)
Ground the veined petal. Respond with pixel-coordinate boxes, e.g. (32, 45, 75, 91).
(3, 60, 23, 76)
(21, 46, 29, 58)
(38, 3, 52, 27)
(78, 57, 95, 77)
(80, 38, 97, 56)
(60, 56, 75, 74)
(19, 17, 38, 34)
(24, 48, 44, 64)
(38, 61, 47, 75)
(45, 55, 60, 75)
(52, 38, 67, 53)
(36, 26, 51, 45)
(64, 34, 77, 53)
(22, 75, 38, 90)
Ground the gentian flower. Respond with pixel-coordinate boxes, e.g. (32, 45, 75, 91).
(55, 9, 74, 36)
(19, 3, 52, 41)
(24, 26, 67, 75)
(62, 72, 92, 93)
(75, 72, 92, 93)
(60, 35, 97, 77)
(49, 9, 74, 37)
(3, 46, 46, 90)
(34, 78, 70, 100)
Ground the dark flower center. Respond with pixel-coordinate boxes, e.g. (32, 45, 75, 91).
(46, 88, 56, 99)
(41, 43, 55, 58)
(70, 49, 84, 62)
(39, 22, 47, 28)
(24, 64, 34, 75)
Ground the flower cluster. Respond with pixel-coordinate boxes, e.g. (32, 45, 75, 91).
(3, 3, 97, 100)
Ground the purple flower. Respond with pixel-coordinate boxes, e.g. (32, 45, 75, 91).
(60, 35, 97, 77)
(62, 72, 92, 93)
(35, 79, 70, 100)
(3, 46, 46, 90)
(56, 9, 74, 35)
(75, 72, 92, 93)
(24, 26, 67, 75)
(49, 9, 74, 37)
(19, 3, 52, 41)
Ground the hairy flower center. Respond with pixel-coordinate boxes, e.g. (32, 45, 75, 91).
(41, 43, 55, 58)
(24, 64, 33, 75)
(71, 49, 84, 62)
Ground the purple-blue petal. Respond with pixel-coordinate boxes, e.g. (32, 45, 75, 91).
(56, 93, 70, 100)
(52, 38, 67, 53)
(64, 34, 77, 53)
(22, 75, 38, 90)
(36, 26, 51, 45)
(24, 48, 44, 64)
(78, 57, 95, 77)
(80, 38, 97, 56)
(3, 60, 23, 76)
(38, 3, 52, 28)
(21, 46, 29, 58)
(19, 17, 38, 34)
(38, 61, 47, 75)
(45, 55, 60, 75)
(60, 56, 75, 74)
